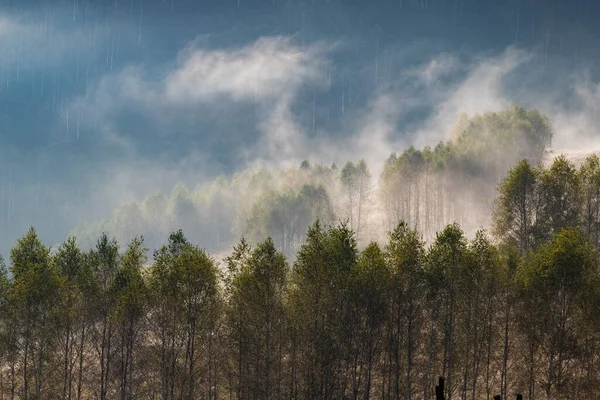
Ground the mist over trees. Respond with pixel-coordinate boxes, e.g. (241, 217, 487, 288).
(71, 105, 553, 255)
(1, 105, 600, 398)
(1, 155, 600, 398)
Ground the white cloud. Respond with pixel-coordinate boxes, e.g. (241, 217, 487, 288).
(0, 13, 90, 69)
(547, 79, 600, 152)
(417, 53, 460, 85)
(71, 36, 329, 161)
(410, 47, 530, 147)
(165, 37, 325, 104)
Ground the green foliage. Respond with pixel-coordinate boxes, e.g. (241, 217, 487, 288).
(225, 237, 288, 398)
(538, 155, 581, 236)
(355, 243, 389, 326)
(579, 154, 600, 246)
(381, 106, 554, 237)
(113, 237, 148, 322)
(427, 222, 468, 286)
(493, 159, 540, 252)
(2, 211, 600, 398)
(10, 104, 600, 398)
(518, 227, 596, 293)
(516, 227, 599, 398)
(385, 221, 426, 284)
(243, 184, 335, 260)
(494, 154, 600, 259)
(289, 220, 359, 398)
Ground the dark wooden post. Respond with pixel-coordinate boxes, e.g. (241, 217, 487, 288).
(435, 377, 445, 400)
(516, 395, 523, 400)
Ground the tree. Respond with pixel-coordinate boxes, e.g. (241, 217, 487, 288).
(462, 231, 501, 400)
(341, 161, 371, 242)
(10, 227, 62, 399)
(226, 238, 288, 399)
(426, 223, 468, 400)
(174, 241, 220, 400)
(493, 160, 540, 253)
(538, 155, 581, 238)
(54, 237, 86, 400)
(290, 220, 358, 398)
(517, 227, 598, 399)
(244, 184, 335, 260)
(353, 242, 389, 399)
(579, 154, 600, 252)
(112, 237, 148, 400)
(148, 230, 221, 400)
(148, 230, 190, 400)
(0, 254, 16, 398)
(384, 221, 426, 400)
(88, 233, 121, 400)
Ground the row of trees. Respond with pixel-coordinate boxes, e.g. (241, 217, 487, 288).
(72, 106, 554, 256)
(493, 153, 600, 254)
(379, 106, 553, 239)
(1, 216, 600, 398)
(70, 163, 340, 257)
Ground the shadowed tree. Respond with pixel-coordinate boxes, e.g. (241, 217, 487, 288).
(226, 238, 288, 399)
(113, 236, 148, 400)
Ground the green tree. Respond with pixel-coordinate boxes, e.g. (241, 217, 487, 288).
(148, 230, 190, 400)
(493, 160, 540, 253)
(148, 230, 221, 399)
(226, 238, 288, 399)
(383, 221, 426, 399)
(174, 241, 220, 400)
(579, 154, 600, 252)
(0, 254, 16, 398)
(290, 221, 358, 399)
(426, 223, 468, 400)
(518, 227, 598, 399)
(538, 155, 581, 238)
(54, 236, 86, 400)
(113, 237, 148, 400)
(88, 233, 121, 400)
(10, 227, 62, 399)
(352, 242, 389, 399)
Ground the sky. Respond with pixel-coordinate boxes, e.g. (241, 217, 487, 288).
(2, 0, 600, 254)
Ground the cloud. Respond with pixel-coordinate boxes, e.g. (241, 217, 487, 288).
(0, 13, 91, 70)
(546, 77, 600, 152)
(417, 53, 460, 85)
(75, 40, 537, 181)
(69, 36, 599, 235)
(411, 47, 530, 147)
(165, 37, 326, 103)
(70, 36, 330, 162)
(162, 37, 329, 162)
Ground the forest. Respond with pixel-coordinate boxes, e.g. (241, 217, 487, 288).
(1, 105, 599, 399)
(71, 105, 553, 259)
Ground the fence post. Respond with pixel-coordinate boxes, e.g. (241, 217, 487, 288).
(435, 377, 445, 400)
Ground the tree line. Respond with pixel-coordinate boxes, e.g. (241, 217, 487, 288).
(1, 152, 600, 399)
(72, 106, 553, 258)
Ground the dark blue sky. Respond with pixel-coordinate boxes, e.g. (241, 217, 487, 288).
(1, 0, 600, 253)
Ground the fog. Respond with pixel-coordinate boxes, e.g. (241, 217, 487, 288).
(2, 0, 600, 255)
